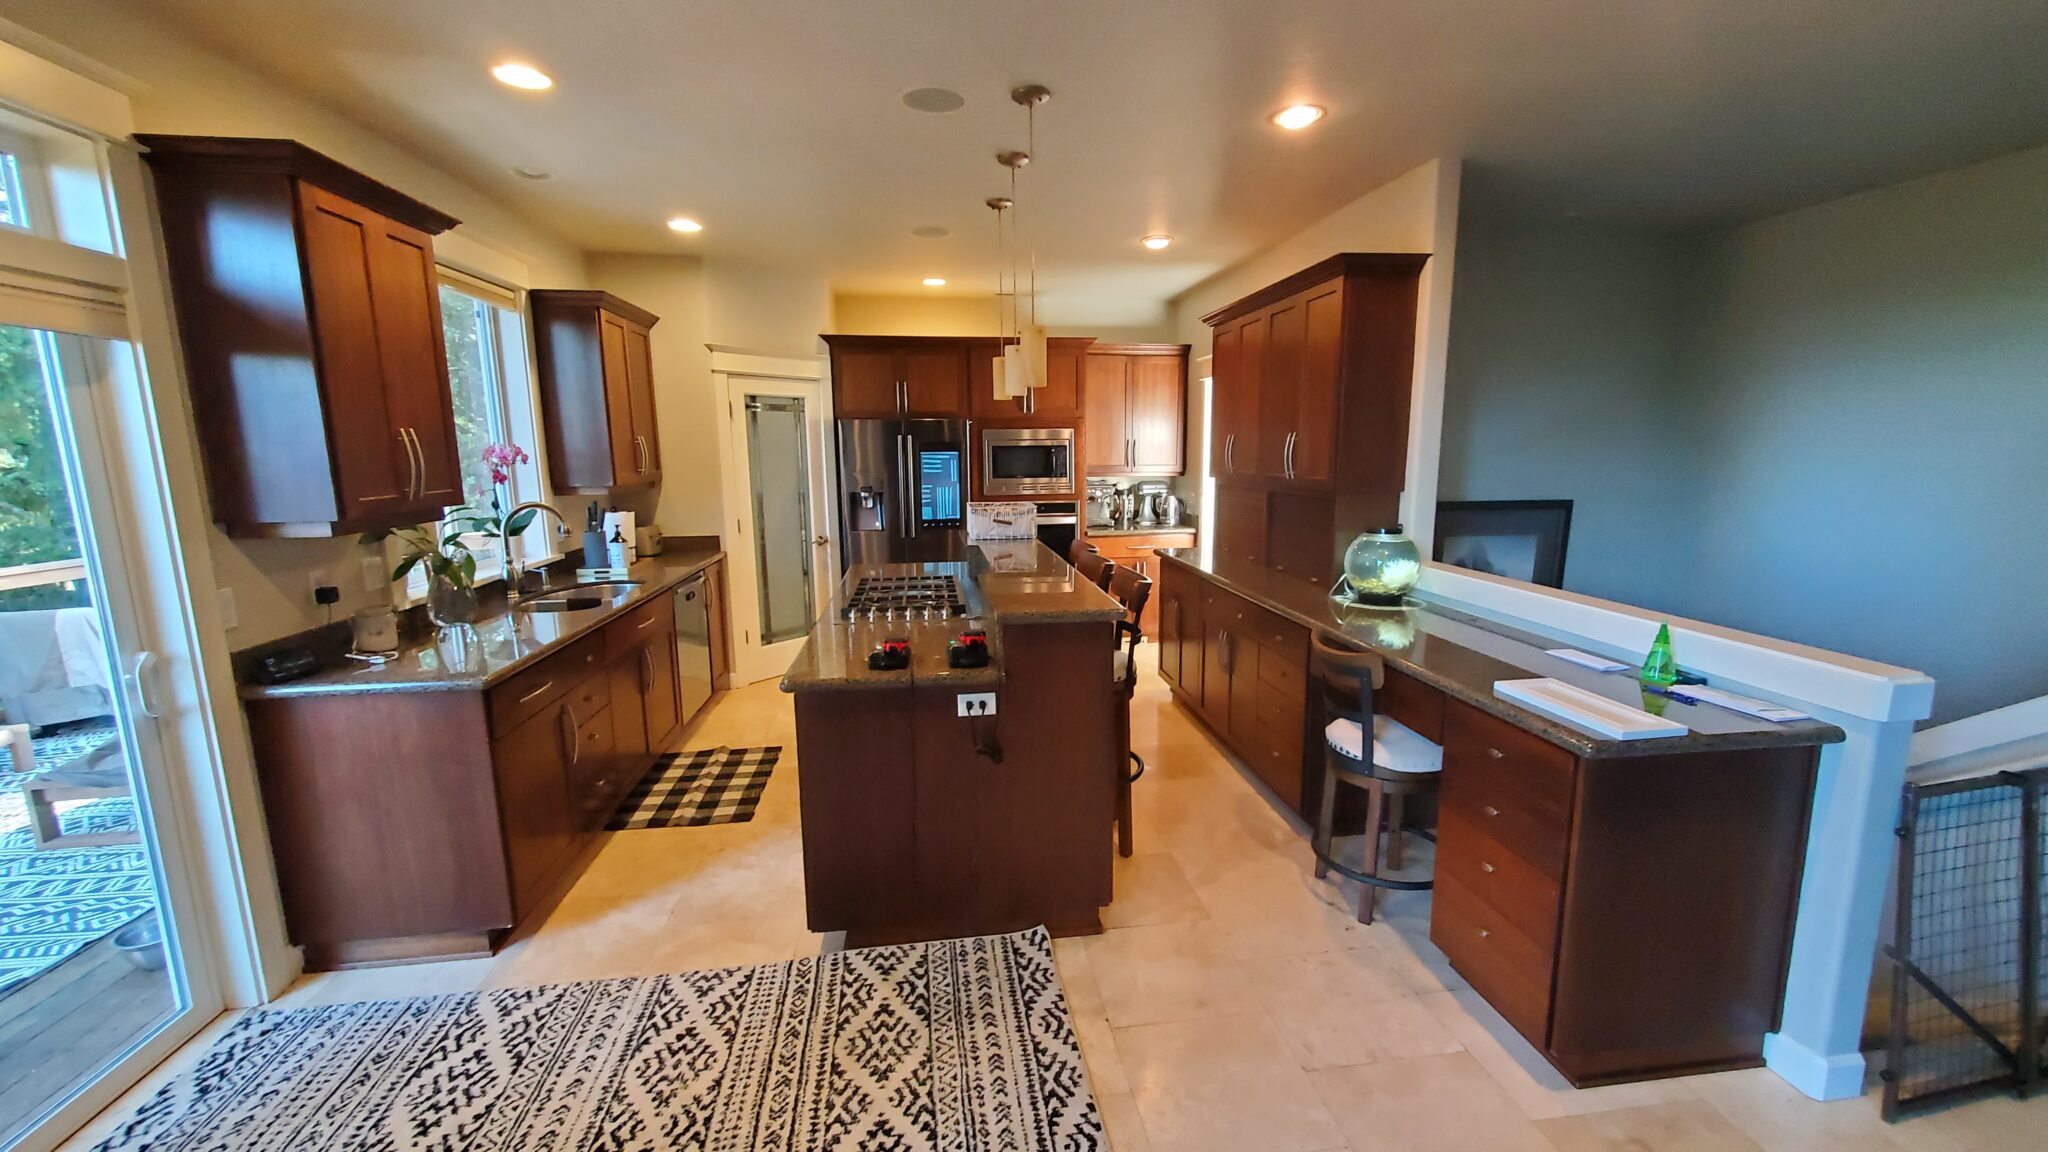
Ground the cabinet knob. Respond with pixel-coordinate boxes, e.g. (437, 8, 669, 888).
(1476, 928, 1490, 939)
(1487, 747, 1504, 759)
(1480, 861, 1496, 873)
(1482, 805, 1501, 818)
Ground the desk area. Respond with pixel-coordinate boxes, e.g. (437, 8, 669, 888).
(1156, 549, 1842, 1088)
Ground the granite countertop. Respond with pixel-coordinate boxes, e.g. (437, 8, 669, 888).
(1085, 522, 1198, 538)
(241, 549, 724, 699)
(782, 540, 1123, 693)
(1157, 550, 1845, 759)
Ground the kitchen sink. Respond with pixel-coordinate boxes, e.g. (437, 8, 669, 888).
(513, 581, 640, 612)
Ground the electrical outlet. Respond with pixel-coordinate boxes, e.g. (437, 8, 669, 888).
(956, 692, 997, 717)
(361, 556, 386, 592)
(216, 587, 238, 630)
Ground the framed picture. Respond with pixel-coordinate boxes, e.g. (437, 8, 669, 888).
(1433, 500, 1573, 588)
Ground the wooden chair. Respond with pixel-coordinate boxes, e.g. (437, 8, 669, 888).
(1108, 567, 1153, 858)
(1074, 549, 1117, 592)
(1068, 538, 1099, 569)
(1309, 633, 1442, 923)
(2, 724, 139, 850)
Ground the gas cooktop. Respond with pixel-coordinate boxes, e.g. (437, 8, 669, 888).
(843, 574, 965, 621)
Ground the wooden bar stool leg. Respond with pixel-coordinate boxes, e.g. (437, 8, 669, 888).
(1384, 792, 1406, 871)
(1357, 780, 1385, 924)
(1313, 761, 1339, 880)
(1117, 753, 1136, 858)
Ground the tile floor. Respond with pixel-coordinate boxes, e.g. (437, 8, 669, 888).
(59, 648, 2048, 1151)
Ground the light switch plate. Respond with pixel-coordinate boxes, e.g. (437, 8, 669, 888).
(216, 586, 238, 630)
(956, 692, 997, 717)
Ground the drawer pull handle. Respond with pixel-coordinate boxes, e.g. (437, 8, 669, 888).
(1487, 747, 1504, 759)
(519, 680, 556, 704)
(638, 615, 657, 630)
(1482, 805, 1501, 818)
(1481, 861, 1496, 873)
(1477, 928, 1490, 939)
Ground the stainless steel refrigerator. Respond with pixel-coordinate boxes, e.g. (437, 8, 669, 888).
(837, 419, 971, 568)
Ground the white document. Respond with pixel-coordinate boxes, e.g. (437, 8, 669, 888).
(1545, 648, 1630, 673)
(1494, 678, 1689, 740)
(1676, 685, 1810, 722)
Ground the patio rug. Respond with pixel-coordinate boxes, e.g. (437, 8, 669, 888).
(0, 726, 153, 995)
(607, 745, 781, 830)
(93, 926, 1103, 1151)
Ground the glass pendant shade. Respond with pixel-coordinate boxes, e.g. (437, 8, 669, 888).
(1002, 344, 1028, 398)
(1023, 324, 1048, 391)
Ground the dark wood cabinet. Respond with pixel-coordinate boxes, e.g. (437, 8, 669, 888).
(1083, 344, 1188, 477)
(530, 291, 662, 493)
(973, 337, 1088, 420)
(1086, 531, 1194, 639)
(1204, 254, 1428, 581)
(247, 572, 721, 969)
(141, 136, 463, 537)
(824, 335, 983, 418)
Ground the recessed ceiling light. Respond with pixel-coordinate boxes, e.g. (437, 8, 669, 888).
(511, 166, 552, 181)
(922, 277, 947, 287)
(1141, 234, 1173, 250)
(491, 62, 553, 91)
(1271, 103, 1325, 130)
(901, 87, 966, 113)
(910, 225, 951, 239)
(667, 217, 703, 234)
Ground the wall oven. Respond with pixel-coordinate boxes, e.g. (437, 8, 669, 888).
(981, 427, 1075, 496)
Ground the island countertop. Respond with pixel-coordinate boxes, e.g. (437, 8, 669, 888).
(781, 539, 1124, 692)
(1158, 550, 1845, 759)
(239, 549, 724, 699)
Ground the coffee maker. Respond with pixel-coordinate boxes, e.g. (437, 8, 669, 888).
(1132, 481, 1181, 527)
(1085, 480, 1121, 529)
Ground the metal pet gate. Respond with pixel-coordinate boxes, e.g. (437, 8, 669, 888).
(1883, 767, 2047, 1119)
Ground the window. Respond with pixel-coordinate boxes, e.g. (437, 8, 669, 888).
(400, 276, 553, 600)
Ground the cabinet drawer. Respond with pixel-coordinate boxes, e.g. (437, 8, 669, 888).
(1378, 668, 1444, 744)
(606, 593, 675, 660)
(1441, 702, 1574, 876)
(1244, 604, 1307, 663)
(572, 706, 614, 766)
(1257, 678, 1304, 735)
(1258, 646, 1308, 700)
(488, 632, 608, 736)
(562, 671, 610, 727)
(1431, 871, 1553, 1045)
(1251, 725, 1305, 806)
(1436, 804, 1563, 949)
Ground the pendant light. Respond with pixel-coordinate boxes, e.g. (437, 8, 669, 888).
(1014, 86, 1050, 396)
(986, 85, 1050, 399)
(987, 195, 1020, 399)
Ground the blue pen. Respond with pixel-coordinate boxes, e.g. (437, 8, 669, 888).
(1643, 685, 1701, 705)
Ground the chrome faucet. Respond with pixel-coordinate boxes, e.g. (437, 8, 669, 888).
(504, 501, 570, 599)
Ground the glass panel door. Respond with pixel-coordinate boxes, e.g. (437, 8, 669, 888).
(745, 395, 815, 644)
(0, 326, 193, 1148)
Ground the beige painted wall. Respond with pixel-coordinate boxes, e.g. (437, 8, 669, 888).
(832, 294, 1176, 343)
(1167, 158, 1461, 541)
(6, 0, 594, 648)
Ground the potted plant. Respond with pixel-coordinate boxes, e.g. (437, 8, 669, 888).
(363, 443, 537, 628)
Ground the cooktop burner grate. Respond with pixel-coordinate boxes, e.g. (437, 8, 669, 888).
(843, 574, 965, 620)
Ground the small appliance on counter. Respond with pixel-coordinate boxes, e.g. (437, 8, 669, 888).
(635, 526, 664, 556)
(1132, 481, 1180, 527)
(1085, 481, 1120, 529)
(350, 608, 399, 654)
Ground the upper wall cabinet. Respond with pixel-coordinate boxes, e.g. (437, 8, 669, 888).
(1085, 343, 1188, 477)
(141, 136, 463, 537)
(529, 291, 662, 493)
(822, 335, 980, 418)
(971, 337, 1089, 422)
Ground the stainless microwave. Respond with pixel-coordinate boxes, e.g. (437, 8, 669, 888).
(981, 427, 1075, 496)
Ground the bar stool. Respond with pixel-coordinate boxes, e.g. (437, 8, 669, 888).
(1068, 538, 1099, 568)
(1310, 632, 1442, 924)
(1075, 548, 1117, 593)
(1108, 567, 1153, 857)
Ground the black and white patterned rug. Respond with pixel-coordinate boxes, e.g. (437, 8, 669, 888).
(607, 746, 781, 830)
(94, 926, 1102, 1151)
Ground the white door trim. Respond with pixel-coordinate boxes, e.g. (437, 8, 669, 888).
(712, 355, 835, 685)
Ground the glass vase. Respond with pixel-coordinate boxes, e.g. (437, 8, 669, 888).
(427, 574, 479, 628)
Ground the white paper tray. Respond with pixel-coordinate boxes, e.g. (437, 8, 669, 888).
(1494, 678, 1689, 741)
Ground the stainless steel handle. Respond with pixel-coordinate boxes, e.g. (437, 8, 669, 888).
(1225, 433, 1235, 473)
(561, 703, 580, 766)
(641, 647, 653, 693)
(1477, 928, 1491, 939)
(410, 428, 426, 497)
(897, 380, 907, 413)
(638, 614, 657, 629)
(519, 680, 556, 704)
(1481, 861, 1496, 874)
(1487, 747, 1504, 759)
(1284, 431, 1297, 478)
(902, 434, 918, 538)
(398, 428, 419, 499)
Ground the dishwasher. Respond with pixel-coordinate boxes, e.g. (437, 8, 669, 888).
(672, 573, 715, 721)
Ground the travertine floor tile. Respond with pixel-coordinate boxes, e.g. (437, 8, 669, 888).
(1103, 852, 1210, 928)
(1421, 988, 1696, 1120)
(1115, 1012, 1347, 1152)
(1098, 1088, 1153, 1152)
(1085, 921, 1258, 1029)
(1537, 1099, 1766, 1151)
(1310, 1052, 1557, 1152)
(1243, 948, 1459, 1070)
(1688, 1066, 1913, 1152)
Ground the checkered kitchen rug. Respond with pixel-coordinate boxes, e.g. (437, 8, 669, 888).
(606, 746, 782, 830)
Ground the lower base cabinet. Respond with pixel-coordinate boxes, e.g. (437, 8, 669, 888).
(1159, 567, 1312, 812)
(249, 583, 710, 969)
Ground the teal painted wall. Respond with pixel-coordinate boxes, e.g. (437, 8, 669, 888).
(1441, 145, 2048, 724)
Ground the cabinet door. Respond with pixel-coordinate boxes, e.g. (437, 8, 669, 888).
(1228, 635, 1264, 757)
(1260, 295, 1305, 480)
(1201, 602, 1232, 727)
(903, 346, 970, 415)
(1230, 314, 1266, 476)
(598, 312, 640, 483)
(1128, 353, 1185, 474)
(610, 651, 649, 768)
(365, 211, 462, 511)
(1083, 354, 1130, 472)
(493, 700, 576, 918)
(1034, 340, 1085, 419)
(1213, 484, 1268, 566)
(297, 184, 410, 519)
(1157, 584, 1183, 692)
(622, 319, 661, 483)
(642, 622, 683, 752)
(1291, 282, 1344, 485)
(1179, 587, 1204, 702)
(832, 348, 902, 417)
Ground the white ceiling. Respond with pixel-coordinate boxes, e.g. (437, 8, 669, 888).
(122, 0, 2048, 321)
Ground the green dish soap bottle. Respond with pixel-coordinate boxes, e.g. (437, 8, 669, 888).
(1640, 623, 1678, 688)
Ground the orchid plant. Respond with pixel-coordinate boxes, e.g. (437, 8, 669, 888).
(363, 442, 535, 593)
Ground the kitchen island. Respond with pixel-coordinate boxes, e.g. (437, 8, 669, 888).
(782, 539, 1126, 945)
